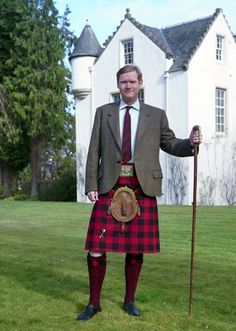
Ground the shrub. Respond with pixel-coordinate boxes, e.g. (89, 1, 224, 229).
(38, 168, 76, 201)
(13, 193, 29, 200)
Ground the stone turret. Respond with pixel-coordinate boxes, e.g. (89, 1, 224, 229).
(69, 23, 102, 202)
(69, 23, 102, 99)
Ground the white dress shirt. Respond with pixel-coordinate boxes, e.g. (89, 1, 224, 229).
(119, 99, 140, 163)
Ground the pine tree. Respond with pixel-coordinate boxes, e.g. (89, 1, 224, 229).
(0, 0, 29, 195)
(3, 0, 69, 196)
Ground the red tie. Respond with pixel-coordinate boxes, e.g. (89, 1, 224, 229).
(122, 106, 132, 163)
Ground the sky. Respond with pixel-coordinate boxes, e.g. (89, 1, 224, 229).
(55, 0, 236, 45)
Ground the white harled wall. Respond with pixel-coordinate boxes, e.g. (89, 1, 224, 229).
(75, 95, 93, 201)
(91, 19, 170, 203)
(93, 19, 167, 110)
(73, 13, 236, 205)
(71, 55, 95, 201)
(187, 13, 236, 205)
(163, 70, 189, 204)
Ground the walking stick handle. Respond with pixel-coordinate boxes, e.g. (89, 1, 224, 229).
(192, 126, 202, 148)
(192, 125, 201, 133)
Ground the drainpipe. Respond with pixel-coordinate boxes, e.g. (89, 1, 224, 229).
(88, 66, 93, 130)
(164, 71, 169, 204)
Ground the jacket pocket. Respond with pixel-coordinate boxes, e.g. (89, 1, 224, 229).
(153, 169, 163, 179)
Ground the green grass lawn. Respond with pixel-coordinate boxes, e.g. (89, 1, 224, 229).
(0, 201, 235, 331)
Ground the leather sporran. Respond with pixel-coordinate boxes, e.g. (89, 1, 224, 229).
(108, 186, 141, 233)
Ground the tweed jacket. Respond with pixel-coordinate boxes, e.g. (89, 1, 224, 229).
(85, 102, 194, 197)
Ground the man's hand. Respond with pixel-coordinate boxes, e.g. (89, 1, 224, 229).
(88, 190, 99, 202)
(189, 125, 202, 146)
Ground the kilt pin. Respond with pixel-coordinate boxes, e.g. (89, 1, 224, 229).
(85, 175, 160, 254)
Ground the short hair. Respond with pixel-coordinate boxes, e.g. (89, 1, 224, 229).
(116, 64, 143, 82)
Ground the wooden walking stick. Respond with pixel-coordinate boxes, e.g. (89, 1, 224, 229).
(189, 126, 200, 316)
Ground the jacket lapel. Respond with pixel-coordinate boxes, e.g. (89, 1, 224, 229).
(107, 104, 122, 151)
(106, 102, 152, 156)
(134, 103, 152, 156)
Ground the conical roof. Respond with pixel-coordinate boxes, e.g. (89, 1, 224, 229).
(69, 23, 102, 59)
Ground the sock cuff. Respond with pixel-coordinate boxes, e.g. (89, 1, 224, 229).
(87, 253, 107, 268)
(125, 253, 143, 265)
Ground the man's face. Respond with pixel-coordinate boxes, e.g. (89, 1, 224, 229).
(117, 70, 143, 105)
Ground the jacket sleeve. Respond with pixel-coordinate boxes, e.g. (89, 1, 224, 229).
(160, 110, 194, 157)
(85, 108, 101, 194)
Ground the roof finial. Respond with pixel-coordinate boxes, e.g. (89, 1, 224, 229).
(86, 19, 89, 25)
(125, 8, 131, 18)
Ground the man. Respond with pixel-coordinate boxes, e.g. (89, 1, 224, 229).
(77, 64, 202, 321)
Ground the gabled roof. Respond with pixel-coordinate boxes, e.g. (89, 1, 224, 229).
(102, 8, 233, 72)
(161, 8, 227, 71)
(71, 8, 234, 72)
(162, 15, 215, 72)
(103, 9, 173, 58)
(69, 23, 102, 60)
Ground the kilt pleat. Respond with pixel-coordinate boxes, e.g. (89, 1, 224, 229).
(85, 176, 160, 254)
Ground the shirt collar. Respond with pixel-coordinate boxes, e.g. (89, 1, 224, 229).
(119, 98, 140, 111)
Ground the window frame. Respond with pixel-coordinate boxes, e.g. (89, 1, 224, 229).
(216, 35, 225, 63)
(122, 39, 134, 65)
(111, 92, 120, 103)
(215, 87, 226, 134)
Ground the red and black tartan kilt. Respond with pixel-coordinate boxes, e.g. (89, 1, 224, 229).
(85, 175, 160, 254)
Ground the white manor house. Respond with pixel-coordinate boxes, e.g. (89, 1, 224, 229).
(69, 8, 236, 205)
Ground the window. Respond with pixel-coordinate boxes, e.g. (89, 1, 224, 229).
(139, 89, 144, 102)
(123, 39, 133, 64)
(215, 88, 226, 133)
(216, 35, 224, 62)
(111, 92, 120, 103)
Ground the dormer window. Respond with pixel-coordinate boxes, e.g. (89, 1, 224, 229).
(216, 35, 224, 62)
(123, 39, 133, 64)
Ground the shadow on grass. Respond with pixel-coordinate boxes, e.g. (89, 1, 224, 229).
(1, 257, 88, 306)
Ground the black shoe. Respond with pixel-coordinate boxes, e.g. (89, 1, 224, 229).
(77, 304, 101, 321)
(124, 302, 141, 317)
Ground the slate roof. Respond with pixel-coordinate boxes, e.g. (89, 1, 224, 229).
(161, 14, 217, 72)
(161, 8, 236, 71)
(103, 9, 173, 58)
(102, 8, 233, 72)
(71, 8, 234, 72)
(69, 23, 102, 59)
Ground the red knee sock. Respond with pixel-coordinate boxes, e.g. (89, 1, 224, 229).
(124, 253, 143, 303)
(87, 253, 107, 307)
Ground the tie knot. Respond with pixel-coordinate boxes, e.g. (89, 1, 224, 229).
(126, 106, 132, 112)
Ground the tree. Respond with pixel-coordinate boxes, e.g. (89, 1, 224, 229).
(39, 5, 76, 185)
(220, 143, 236, 205)
(40, 111, 76, 181)
(167, 156, 188, 204)
(199, 174, 216, 205)
(3, 0, 69, 196)
(0, 0, 29, 195)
